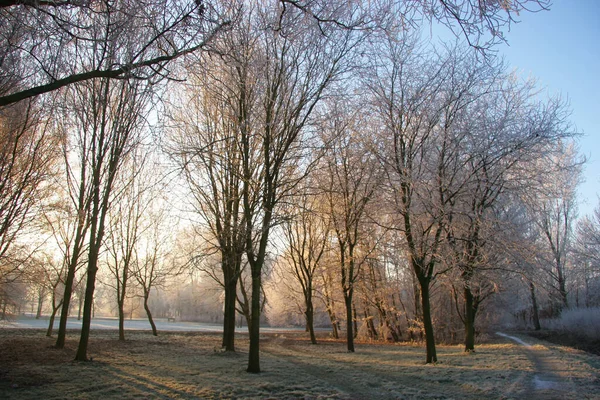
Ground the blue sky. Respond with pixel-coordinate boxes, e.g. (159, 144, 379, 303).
(428, 1, 599, 217)
(497, 0, 600, 218)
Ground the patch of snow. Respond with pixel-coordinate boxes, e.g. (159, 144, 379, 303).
(495, 332, 531, 347)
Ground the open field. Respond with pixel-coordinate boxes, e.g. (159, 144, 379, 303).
(1, 328, 599, 399)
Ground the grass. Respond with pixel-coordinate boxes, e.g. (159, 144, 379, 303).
(1, 329, 599, 399)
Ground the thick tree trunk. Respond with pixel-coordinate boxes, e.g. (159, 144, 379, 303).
(464, 286, 476, 352)
(56, 250, 81, 348)
(420, 280, 437, 363)
(323, 280, 339, 339)
(305, 297, 317, 345)
(557, 264, 568, 309)
(344, 290, 355, 352)
(530, 281, 541, 331)
(328, 309, 339, 339)
(247, 270, 261, 373)
(222, 276, 237, 351)
(117, 298, 126, 341)
(75, 257, 99, 361)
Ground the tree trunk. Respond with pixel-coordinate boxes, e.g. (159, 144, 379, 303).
(247, 270, 261, 373)
(75, 257, 99, 361)
(46, 298, 63, 337)
(344, 290, 355, 352)
(323, 278, 339, 339)
(529, 281, 541, 331)
(464, 285, 476, 352)
(144, 290, 158, 336)
(36, 290, 44, 319)
(305, 296, 317, 345)
(328, 309, 339, 339)
(557, 264, 568, 309)
(77, 293, 83, 321)
(364, 308, 378, 340)
(420, 279, 437, 363)
(56, 250, 81, 348)
(117, 298, 126, 341)
(222, 276, 237, 351)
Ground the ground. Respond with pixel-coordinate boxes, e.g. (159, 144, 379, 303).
(1, 329, 599, 399)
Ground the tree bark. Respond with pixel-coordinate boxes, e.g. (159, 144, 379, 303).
(75, 251, 99, 361)
(344, 291, 355, 352)
(222, 275, 237, 351)
(529, 281, 541, 331)
(46, 299, 63, 337)
(117, 297, 126, 341)
(55, 249, 80, 348)
(305, 296, 317, 345)
(144, 290, 158, 336)
(420, 279, 437, 363)
(35, 289, 44, 319)
(246, 270, 261, 373)
(464, 286, 476, 352)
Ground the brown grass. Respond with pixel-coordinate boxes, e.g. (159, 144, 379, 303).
(1, 329, 599, 399)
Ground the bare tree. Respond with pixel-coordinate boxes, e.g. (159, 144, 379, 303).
(573, 200, 600, 307)
(320, 99, 381, 352)
(368, 30, 453, 363)
(170, 0, 360, 372)
(104, 150, 153, 341)
(168, 21, 253, 349)
(280, 185, 330, 344)
(54, 70, 153, 360)
(281, 0, 551, 51)
(132, 207, 179, 336)
(0, 99, 60, 283)
(240, 2, 361, 372)
(525, 143, 582, 313)
(0, 0, 230, 107)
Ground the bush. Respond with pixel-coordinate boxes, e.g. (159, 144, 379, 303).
(542, 307, 600, 340)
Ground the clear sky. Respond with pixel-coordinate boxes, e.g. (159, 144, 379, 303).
(427, 1, 599, 218)
(497, 0, 600, 218)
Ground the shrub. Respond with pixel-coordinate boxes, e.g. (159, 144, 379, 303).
(542, 307, 600, 340)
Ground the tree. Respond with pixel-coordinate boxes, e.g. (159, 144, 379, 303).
(43, 256, 66, 336)
(171, 0, 360, 372)
(573, 200, 600, 307)
(104, 150, 152, 341)
(0, 99, 60, 284)
(320, 99, 381, 352)
(132, 206, 180, 336)
(57, 72, 153, 360)
(432, 49, 577, 351)
(280, 185, 330, 344)
(240, 2, 360, 372)
(0, 0, 229, 107)
(526, 143, 582, 312)
(368, 30, 453, 363)
(168, 25, 251, 350)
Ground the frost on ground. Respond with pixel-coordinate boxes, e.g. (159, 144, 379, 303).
(0, 329, 599, 400)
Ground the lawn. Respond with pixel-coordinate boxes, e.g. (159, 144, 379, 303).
(1, 329, 599, 399)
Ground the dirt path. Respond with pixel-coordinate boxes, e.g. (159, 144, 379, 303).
(496, 332, 577, 399)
